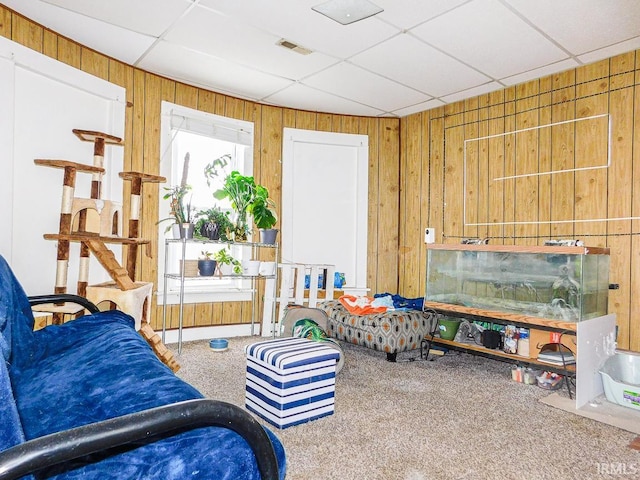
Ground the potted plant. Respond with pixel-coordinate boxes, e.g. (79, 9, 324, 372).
(160, 184, 195, 238)
(197, 250, 217, 276)
(159, 153, 195, 238)
(195, 206, 234, 241)
(249, 184, 278, 244)
(210, 170, 256, 241)
(213, 247, 242, 276)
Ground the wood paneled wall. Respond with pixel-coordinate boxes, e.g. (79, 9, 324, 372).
(0, 6, 400, 332)
(400, 51, 640, 351)
(4, 6, 639, 352)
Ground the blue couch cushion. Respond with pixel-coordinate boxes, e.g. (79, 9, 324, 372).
(0, 358, 25, 450)
(0, 255, 39, 365)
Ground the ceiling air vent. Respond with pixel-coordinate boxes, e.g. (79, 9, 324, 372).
(277, 39, 313, 55)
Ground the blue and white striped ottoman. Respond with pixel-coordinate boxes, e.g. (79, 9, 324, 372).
(245, 337, 340, 429)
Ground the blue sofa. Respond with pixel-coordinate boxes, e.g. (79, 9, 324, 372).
(0, 255, 286, 479)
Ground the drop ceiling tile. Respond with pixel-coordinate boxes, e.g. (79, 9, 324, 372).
(198, 0, 400, 58)
(393, 98, 446, 118)
(374, 0, 471, 29)
(40, 0, 192, 36)
(506, 0, 640, 55)
(2, 0, 156, 65)
(351, 33, 491, 97)
(138, 41, 292, 102)
(412, 0, 568, 79)
(439, 81, 503, 104)
(303, 62, 432, 113)
(578, 36, 640, 65)
(163, 5, 339, 80)
(500, 58, 579, 86)
(264, 83, 386, 116)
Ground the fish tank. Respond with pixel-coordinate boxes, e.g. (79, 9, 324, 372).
(424, 244, 610, 322)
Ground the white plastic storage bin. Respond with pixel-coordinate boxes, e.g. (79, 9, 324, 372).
(599, 350, 640, 411)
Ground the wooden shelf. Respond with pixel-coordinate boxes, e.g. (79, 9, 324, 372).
(429, 337, 576, 374)
(34, 158, 105, 174)
(423, 300, 578, 333)
(44, 233, 150, 245)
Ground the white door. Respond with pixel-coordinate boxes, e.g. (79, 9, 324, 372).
(282, 128, 368, 292)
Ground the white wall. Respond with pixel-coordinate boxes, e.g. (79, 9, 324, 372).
(0, 36, 126, 295)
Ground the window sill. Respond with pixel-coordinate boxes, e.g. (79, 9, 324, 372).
(156, 288, 252, 305)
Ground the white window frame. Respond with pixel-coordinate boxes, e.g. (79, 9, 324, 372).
(157, 101, 254, 305)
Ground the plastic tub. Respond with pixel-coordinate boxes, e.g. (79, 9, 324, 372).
(599, 351, 640, 411)
(438, 318, 461, 341)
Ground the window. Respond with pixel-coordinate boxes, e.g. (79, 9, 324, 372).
(157, 101, 254, 304)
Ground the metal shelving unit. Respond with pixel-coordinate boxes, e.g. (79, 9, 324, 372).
(161, 237, 279, 353)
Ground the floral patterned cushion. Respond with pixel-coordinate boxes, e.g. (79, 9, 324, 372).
(317, 300, 437, 357)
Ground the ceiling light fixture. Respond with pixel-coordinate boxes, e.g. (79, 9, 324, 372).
(312, 0, 384, 25)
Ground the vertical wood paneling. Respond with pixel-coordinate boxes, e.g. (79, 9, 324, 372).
(538, 80, 553, 241)
(503, 89, 516, 244)
(477, 96, 489, 240)
(5, 6, 640, 351)
(11, 14, 42, 51)
(428, 111, 445, 245)
(464, 107, 479, 239)
(366, 120, 380, 292)
(487, 96, 505, 241)
(550, 72, 576, 239)
(141, 73, 163, 284)
(417, 111, 431, 297)
(42, 29, 57, 58)
(376, 118, 400, 294)
(399, 51, 640, 352)
(399, 113, 422, 297)
(444, 124, 464, 239)
(80, 48, 108, 79)
(0, 8, 11, 37)
(514, 81, 539, 245)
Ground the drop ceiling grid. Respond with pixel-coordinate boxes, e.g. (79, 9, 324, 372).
(411, 0, 569, 80)
(349, 33, 492, 98)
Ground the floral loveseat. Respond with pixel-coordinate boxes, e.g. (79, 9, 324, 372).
(0, 255, 285, 479)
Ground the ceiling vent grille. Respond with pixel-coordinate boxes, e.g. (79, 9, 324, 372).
(277, 39, 313, 55)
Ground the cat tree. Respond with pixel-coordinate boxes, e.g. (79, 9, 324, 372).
(34, 129, 179, 372)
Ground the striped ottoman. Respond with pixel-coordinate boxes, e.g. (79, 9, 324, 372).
(245, 337, 340, 429)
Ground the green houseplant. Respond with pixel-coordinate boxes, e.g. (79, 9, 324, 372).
(213, 247, 242, 276)
(249, 184, 278, 244)
(211, 170, 256, 241)
(204, 155, 277, 242)
(195, 206, 234, 241)
(204, 156, 254, 241)
(159, 183, 194, 237)
(159, 153, 194, 238)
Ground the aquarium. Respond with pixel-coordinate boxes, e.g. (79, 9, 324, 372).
(425, 244, 610, 322)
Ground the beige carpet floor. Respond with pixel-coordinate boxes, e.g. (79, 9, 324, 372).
(171, 337, 640, 480)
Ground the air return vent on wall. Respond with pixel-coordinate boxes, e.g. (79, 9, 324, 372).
(277, 39, 313, 55)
